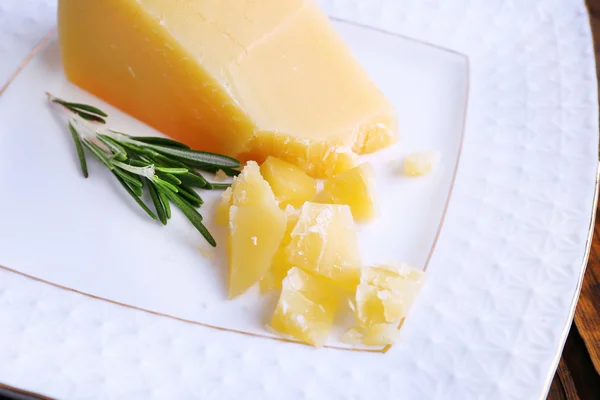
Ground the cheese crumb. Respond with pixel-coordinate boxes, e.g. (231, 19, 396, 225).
(197, 246, 215, 260)
(214, 169, 229, 182)
(404, 151, 440, 177)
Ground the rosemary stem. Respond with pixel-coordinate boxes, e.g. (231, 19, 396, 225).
(111, 160, 156, 180)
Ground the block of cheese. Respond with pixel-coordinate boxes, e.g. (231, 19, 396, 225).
(58, 0, 398, 177)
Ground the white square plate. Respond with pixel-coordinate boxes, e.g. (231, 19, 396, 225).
(0, 1, 597, 399)
(0, 21, 467, 350)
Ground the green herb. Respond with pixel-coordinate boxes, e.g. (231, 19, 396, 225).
(147, 179, 168, 225)
(208, 182, 232, 190)
(113, 172, 157, 220)
(47, 92, 108, 124)
(202, 166, 241, 177)
(48, 93, 238, 247)
(130, 136, 191, 149)
(68, 121, 88, 178)
(103, 130, 240, 169)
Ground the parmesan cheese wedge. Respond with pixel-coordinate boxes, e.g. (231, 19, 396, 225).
(58, 0, 398, 177)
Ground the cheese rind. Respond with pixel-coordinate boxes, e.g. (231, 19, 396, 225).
(58, 0, 398, 177)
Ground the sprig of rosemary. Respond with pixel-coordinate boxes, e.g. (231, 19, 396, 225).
(48, 93, 241, 247)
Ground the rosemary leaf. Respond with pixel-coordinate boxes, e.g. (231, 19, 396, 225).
(155, 166, 188, 174)
(160, 187, 216, 247)
(82, 138, 112, 169)
(125, 179, 144, 197)
(178, 172, 209, 188)
(178, 185, 203, 202)
(178, 194, 201, 210)
(207, 182, 231, 190)
(113, 172, 157, 220)
(177, 186, 203, 208)
(97, 134, 127, 161)
(115, 139, 161, 158)
(152, 176, 179, 193)
(127, 159, 149, 168)
(132, 142, 241, 169)
(75, 111, 107, 124)
(68, 121, 88, 178)
(158, 190, 171, 219)
(49, 95, 108, 117)
(150, 154, 189, 169)
(156, 171, 182, 186)
(129, 136, 191, 149)
(199, 166, 241, 177)
(113, 167, 143, 188)
(147, 179, 168, 225)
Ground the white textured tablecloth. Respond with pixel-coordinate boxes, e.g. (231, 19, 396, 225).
(0, 1, 598, 400)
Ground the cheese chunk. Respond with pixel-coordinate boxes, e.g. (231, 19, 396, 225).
(355, 264, 425, 328)
(227, 162, 286, 299)
(58, 0, 398, 177)
(344, 264, 425, 346)
(342, 324, 399, 346)
(404, 151, 440, 177)
(315, 163, 377, 221)
(216, 187, 233, 226)
(260, 157, 317, 209)
(270, 267, 340, 347)
(260, 206, 300, 293)
(286, 202, 362, 291)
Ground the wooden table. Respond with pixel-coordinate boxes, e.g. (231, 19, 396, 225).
(547, 5, 600, 399)
(547, 208, 600, 400)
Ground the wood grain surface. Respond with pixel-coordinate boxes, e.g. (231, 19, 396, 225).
(547, 4, 600, 399)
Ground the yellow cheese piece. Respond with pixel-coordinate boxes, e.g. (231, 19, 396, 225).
(260, 206, 300, 293)
(341, 324, 399, 346)
(260, 157, 317, 209)
(227, 162, 286, 298)
(230, 161, 275, 206)
(404, 152, 440, 177)
(58, 0, 398, 178)
(216, 159, 275, 226)
(215, 187, 232, 226)
(343, 264, 425, 346)
(270, 267, 340, 347)
(286, 202, 362, 291)
(341, 327, 364, 345)
(315, 163, 377, 221)
(354, 264, 425, 329)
